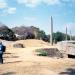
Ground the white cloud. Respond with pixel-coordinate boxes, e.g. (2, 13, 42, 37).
(43, 0, 60, 5)
(62, 0, 75, 3)
(16, 0, 75, 7)
(7, 7, 16, 14)
(17, 0, 60, 7)
(0, 0, 7, 9)
(17, 0, 40, 7)
(0, 0, 16, 15)
(24, 17, 36, 21)
(2, 7, 16, 15)
(61, 0, 75, 7)
(61, 0, 70, 2)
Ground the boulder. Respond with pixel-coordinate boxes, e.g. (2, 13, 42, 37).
(43, 48, 63, 58)
(13, 43, 24, 48)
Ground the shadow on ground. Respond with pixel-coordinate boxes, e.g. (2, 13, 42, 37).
(4, 52, 19, 58)
(4, 61, 22, 64)
(4, 52, 12, 54)
(4, 56, 19, 58)
(1, 72, 15, 75)
(59, 68, 75, 75)
(3, 52, 22, 64)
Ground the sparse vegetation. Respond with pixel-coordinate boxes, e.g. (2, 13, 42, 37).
(0, 24, 16, 41)
(12, 26, 49, 41)
(36, 48, 63, 58)
(0, 22, 75, 42)
(36, 49, 48, 56)
(53, 32, 70, 43)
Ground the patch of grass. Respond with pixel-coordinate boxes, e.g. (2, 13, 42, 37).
(36, 49, 48, 56)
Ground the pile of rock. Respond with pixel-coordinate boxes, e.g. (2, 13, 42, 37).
(42, 48, 63, 58)
(13, 43, 24, 48)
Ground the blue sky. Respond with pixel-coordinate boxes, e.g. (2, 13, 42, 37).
(0, 0, 75, 35)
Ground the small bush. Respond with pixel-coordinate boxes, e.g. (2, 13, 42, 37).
(36, 49, 48, 56)
(36, 48, 63, 58)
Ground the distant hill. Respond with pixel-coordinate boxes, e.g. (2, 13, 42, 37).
(12, 26, 49, 41)
(12, 26, 41, 40)
(12, 26, 37, 35)
(0, 22, 49, 41)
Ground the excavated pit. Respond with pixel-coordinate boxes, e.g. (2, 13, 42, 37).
(68, 54, 75, 58)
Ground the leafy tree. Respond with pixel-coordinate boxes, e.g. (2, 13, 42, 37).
(53, 32, 70, 43)
(37, 30, 45, 39)
(0, 25, 16, 41)
(71, 36, 75, 40)
(26, 32, 35, 39)
(37, 30, 49, 42)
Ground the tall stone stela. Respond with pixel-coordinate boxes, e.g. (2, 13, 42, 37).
(70, 30, 72, 40)
(66, 27, 67, 41)
(50, 16, 53, 45)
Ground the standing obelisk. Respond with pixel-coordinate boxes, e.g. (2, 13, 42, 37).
(66, 26, 67, 41)
(50, 16, 53, 45)
(70, 30, 72, 40)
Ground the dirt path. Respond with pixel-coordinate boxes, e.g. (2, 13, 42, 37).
(0, 47, 75, 75)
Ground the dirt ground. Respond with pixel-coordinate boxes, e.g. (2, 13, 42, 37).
(0, 39, 75, 75)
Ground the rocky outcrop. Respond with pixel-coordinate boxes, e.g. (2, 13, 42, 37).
(13, 43, 24, 48)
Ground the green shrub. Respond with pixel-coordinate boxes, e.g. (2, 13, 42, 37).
(36, 49, 48, 56)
